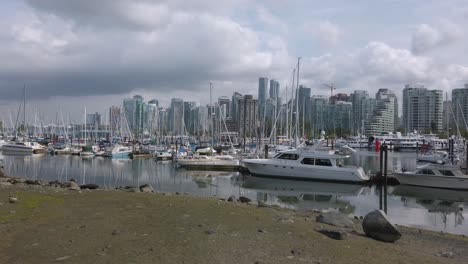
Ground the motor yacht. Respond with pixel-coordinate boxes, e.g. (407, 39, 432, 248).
(103, 144, 131, 158)
(394, 163, 468, 190)
(242, 141, 369, 183)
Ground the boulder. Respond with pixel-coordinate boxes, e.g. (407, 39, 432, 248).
(362, 210, 401, 243)
(316, 211, 354, 228)
(80, 184, 99, 190)
(139, 184, 154, 193)
(316, 228, 348, 240)
(24, 179, 43, 185)
(227, 195, 236, 202)
(238, 196, 251, 203)
(69, 181, 80, 191)
(127, 187, 141, 193)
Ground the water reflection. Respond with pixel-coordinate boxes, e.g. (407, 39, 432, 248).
(242, 177, 362, 212)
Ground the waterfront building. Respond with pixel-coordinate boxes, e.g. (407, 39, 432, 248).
(168, 98, 184, 135)
(109, 106, 121, 134)
(218, 96, 230, 119)
(442, 101, 453, 133)
(402, 84, 443, 133)
(364, 96, 396, 136)
(269, 80, 280, 101)
(258, 77, 269, 122)
(238, 95, 258, 138)
(452, 84, 468, 132)
(376, 88, 398, 131)
(351, 90, 370, 135)
(86, 112, 101, 127)
(123, 95, 146, 135)
(329, 93, 350, 104)
(231, 92, 243, 122)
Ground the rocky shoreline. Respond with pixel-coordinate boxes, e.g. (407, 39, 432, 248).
(1, 173, 468, 263)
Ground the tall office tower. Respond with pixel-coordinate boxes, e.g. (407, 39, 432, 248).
(182, 101, 197, 134)
(402, 84, 443, 133)
(148, 99, 159, 107)
(123, 95, 145, 134)
(351, 90, 376, 135)
(238, 95, 258, 138)
(376, 88, 399, 131)
(146, 102, 158, 133)
(109, 106, 121, 134)
(231, 92, 243, 122)
(258, 77, 269, 122)
(218, 96, 231, 119)
(269, 79, 280, 100)
(86, 112, 101, 127)
(452, 84, 468, 133)
(168, 98, 184, 135)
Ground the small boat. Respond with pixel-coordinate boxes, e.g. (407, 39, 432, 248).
(79, 146, 95, 158)
(242, 140, 369, 183)
(154, 150, 173, 162)
(394, 163, 468, 190)
(103, 144, 131, 158)
(416, 151, 448, 163)
(177, 154, 240, 171)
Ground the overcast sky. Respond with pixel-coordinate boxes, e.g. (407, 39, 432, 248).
(1, 0, 468, 125)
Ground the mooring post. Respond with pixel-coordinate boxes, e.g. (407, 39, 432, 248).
(379, 145, 384, 210)
(264, 144, 269, 159)
(466, 142, 468, 175)
(383, 144, 388, 214)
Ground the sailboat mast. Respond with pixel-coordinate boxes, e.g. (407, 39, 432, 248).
(210, 82, 214, 149)
(23, 84, 26, 137)
(295, 57, 301, 146)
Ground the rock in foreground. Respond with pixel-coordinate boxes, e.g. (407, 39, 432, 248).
(316, 211, 354, 228)
(362, 210, 401, 243)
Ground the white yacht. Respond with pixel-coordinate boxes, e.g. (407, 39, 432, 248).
(103, 144, 131, 158)
(2, 141, 46, 153)
(242, 142, 369, 183)
(416, 151, 449, 163)
(394, 163, 468, 190)
(154, 150, 173, 162)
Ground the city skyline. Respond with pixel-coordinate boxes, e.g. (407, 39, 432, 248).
(1, 1, 468, 122)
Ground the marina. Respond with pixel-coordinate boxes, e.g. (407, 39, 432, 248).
(1, 150, 468, 235)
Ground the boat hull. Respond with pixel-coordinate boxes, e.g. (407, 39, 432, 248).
(2, 145, 33, 153)
(242, 159, 368, 183)
(394, 173, 468, 190)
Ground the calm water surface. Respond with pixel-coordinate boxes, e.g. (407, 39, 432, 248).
(1, 150, 467, 235)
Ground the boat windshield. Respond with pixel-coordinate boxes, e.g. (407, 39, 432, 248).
(276, 153, 299, 160)
(417, 169, 435, 175)
(315, 159, 332, 166)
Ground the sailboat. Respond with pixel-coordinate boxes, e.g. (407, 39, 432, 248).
(2, 86, 47, 154)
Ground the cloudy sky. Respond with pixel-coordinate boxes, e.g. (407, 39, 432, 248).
(1, 0, 468, 125)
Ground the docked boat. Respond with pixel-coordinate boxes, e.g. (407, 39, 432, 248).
(2, 141, 47, 153)
(394, 163, 468, 190)
(416, 151, 449, 163)
(154, 150, 173, 162)
(242, 142, 369, 183)
(103, 144, 131, 158)
(177, 154, 240, 171)
(79, 146, 95, 158)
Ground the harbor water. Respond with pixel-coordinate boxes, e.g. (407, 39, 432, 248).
(1, 150, 467, 235)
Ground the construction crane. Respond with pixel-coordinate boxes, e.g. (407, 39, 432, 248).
(321, 83, 337, 97)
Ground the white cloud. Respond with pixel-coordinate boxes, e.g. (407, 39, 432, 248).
(411, 21, 464, 54)
(303, 21, 341, 47)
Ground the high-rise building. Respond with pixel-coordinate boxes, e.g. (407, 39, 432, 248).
(109, 106, 121, 134)
(269, 79, 280, 101)
(148, 99, 159, 107)
(183, 101, 197, 134)
(258, 77, 269, 121)
(329, 93, 350, 104)
(146, 102, 158, 133)
(86, 112, 101, 127)
(231, 92, 243, 122)
(351, 90, 369, 134)
(123, 95, 145, 133)
(365, 97, 396, 136)
(218, 96, 230, 119)
(376, 88, 399, 131)
(452, 84, 468, 133)
(168, 98, 184, 135)
(238, 95, 258, 138)
(402, 84, 443, 133)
